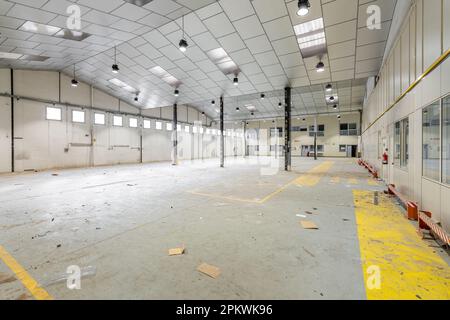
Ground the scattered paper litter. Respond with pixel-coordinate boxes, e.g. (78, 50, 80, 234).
(168, 247, 185, 256)
(296, 214, 307, 218)
(197, 263, 221, 279)
(300, 221, 319, 230)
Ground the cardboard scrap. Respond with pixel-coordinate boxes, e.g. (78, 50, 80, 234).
(0, 273, 16, 284)
(300, 221, 319, 230)
(197, 263, 221, 279)
(168, 247, 185, 256)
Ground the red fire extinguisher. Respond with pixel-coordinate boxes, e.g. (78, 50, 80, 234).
(382, 149, 388, 165)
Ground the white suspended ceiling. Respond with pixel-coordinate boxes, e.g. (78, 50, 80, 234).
(0, 0, 397, 120)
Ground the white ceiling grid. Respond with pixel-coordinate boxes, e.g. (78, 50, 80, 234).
(0, 0, 396, 120)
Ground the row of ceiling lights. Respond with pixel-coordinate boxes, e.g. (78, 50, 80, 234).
(71, 1, 333, 117)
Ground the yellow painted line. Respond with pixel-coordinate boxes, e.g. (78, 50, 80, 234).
(348, 178, 359, 185)
(188, 191, 260, 204)
(0, 245, 53, 300)
(293, 161, 334, 187)
(367, 179, 379, 186)
(330, 176, 340, 184)
(353, 190, 450, 300)
(363, 49, 450, 134)
(189, 161, 334, 204)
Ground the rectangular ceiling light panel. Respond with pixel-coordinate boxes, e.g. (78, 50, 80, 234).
(294, 18, 327, 58)
(123, 0, 154, 6)
(109, 78, 137, 93)
(207, 48, 238, 75)
(150, 66, 181, 87)
(20, 21, 90, 41)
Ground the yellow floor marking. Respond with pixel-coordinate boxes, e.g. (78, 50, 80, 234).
(0, 245, 53, 300)
(330, 176, 340, 184)
(348, 178, 359, 185)
(353, 190, 450, 300)
(188, 191, 260, 204)
(367, 179, 379, 186)
(293, 161, 334, 187)
(189, 161, 334, 204)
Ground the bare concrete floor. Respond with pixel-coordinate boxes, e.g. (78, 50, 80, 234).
(0, 157, 386, 299)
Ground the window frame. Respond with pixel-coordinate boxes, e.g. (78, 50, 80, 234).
(394, 117, 409, 169)
(422, 100, 441, 182)
(94, 112, 105, 125)
(155, 121, 162, 130)
(143, 119, 151, 129)
(46, 106, 62, 121)
(113, 115, 123, 127)
(71, 109, 85, 123)
(129, 117, 138, 128)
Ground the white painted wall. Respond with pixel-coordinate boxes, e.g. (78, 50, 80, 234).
(0, 69, 244, 173)
(246, 113, 360, 158)
(362, 0, 450, 232)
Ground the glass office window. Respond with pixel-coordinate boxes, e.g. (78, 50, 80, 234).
(402, 118, 409, 167)
(155, 121, 162, 130)
(394, 121, 401, 166)
(143, 120, 151, 129)
(422, 102, 440, 181)
(443, 95, 450, 184)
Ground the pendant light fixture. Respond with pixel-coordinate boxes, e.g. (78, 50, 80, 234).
(174, 89, 179, 97)
(297, 0, 311, 16)
(112, 46, 119, 74)
(211, 100, 215, 106)
(325, 83, 332, 92)
(316, 61, 325, 73)
(233, 76, 239, 86)
(261, 93, 265, 100)
(71, 64, 78, 87)
(179, 15, 188, 53)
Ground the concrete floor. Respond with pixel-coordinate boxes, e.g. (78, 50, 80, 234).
(0, 157, 448, 300)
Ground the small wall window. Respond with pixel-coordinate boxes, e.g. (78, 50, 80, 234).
(94, 113, 105, 125)
(129, 118, 138, 128)
(113, 115, 123, 127)
(177, 124, 181, 132)
(72, 110, 85, 123)
(339, 145, 347, 152)
(309, 125, 325, 137)
(422, 102, 440, 181)
(166, 123, 173, 131)
(193, 126, 198, 133)
(200, 127, 204, 134)
(340, 123, 358, 136)
(185, 125, 190, 133)
(155, 121, 162, 130)
(143, 119, 151, 129)
(46, 106, 62, 121)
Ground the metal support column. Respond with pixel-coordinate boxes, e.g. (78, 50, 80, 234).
(314, 116, 318, 161)
(284, 87, 291, 171)
(172, 103, 178, 166)
(243, 121, 248, 157)
(10, 69, 14, 173)
(220, 96, 224, 168)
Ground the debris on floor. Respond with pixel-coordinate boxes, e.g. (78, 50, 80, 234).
(296, 214, 307, 218)
(197, 263, 221, 279)
(15, 293, 32, 300)
(56, 244, 61, 248)
(168, 247, 185, 256)
(305, 211, 314, 215)
(300, 221, 319, 230)
(0, 273, 16, 285)
(51, 173, 59, 176)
